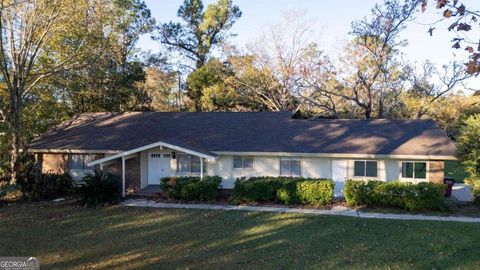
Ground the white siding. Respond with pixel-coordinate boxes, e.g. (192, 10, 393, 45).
(385, 159, 400, 182)
(206, 156, 279, 188)
(302, 157, 331, 179)
(136, 148, 433, 189)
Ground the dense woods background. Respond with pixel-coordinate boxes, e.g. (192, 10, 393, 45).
(0, 0, 479, 185)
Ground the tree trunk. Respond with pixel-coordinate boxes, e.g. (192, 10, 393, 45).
(10, 129, 20, 184)
(194, 96, 202, 112)
(364, 107, 372, 119)
(192, 55, 207, 112)
(196, 55, 206, 69)
(8, 88, 22, 184)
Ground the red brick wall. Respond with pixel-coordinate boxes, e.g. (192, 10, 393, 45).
(103, 155, 141, 195)
(428, 161, 444, 184)
(40, 153, 68, 174)
(39, 153, 104, 174)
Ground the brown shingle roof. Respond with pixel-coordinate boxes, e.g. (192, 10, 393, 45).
(30, 112, 456, 157)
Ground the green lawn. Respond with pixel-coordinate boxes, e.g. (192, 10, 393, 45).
(1, 202, 480, 269)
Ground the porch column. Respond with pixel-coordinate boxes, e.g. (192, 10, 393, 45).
(99, 163, 103, 171)
(200, 158, 203, 179)
(122, 156, 126, 197)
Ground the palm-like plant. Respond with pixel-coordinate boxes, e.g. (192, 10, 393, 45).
(77, 170, 120, 207)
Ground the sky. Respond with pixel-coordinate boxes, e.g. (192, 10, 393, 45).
(138, 0, 479, 91)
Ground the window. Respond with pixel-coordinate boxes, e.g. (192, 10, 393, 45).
(177, 154, 202, 173)
(353, 161, 378, 177)
(402, 162, 427, 179)
(233, 156, 254, 169)
(68, 154, 95, 171)
(280, 158, 301, 177)
(191, 156, 201, 173)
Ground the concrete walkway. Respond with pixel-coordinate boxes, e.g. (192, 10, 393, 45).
(452, 183, 474, 202)
(122, 199, 480, 223)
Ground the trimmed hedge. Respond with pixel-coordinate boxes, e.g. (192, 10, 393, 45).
(231, 176, 334, 206)
(344, 180, 446, 211)
(160, 176, 222, 202)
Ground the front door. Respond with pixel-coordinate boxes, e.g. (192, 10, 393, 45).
(332, 160, 348, 198)
(148, 152, 172, 185)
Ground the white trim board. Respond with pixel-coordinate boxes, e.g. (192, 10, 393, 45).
(87, 141, 217, 166)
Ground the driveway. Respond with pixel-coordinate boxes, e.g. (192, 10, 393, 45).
(452, 183, 473, 202)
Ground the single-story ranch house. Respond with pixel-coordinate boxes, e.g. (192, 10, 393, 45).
(30, 112, 457, 197)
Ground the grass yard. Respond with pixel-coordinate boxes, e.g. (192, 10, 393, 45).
(1, 202, 480, 269)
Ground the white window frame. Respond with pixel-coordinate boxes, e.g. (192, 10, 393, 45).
(68, 154, 96, 171)
(280, 158, 302, 177)
(177, 153, 201, 174)
(353, 160, 378, 178)
(400, 161, 428, 182)
(233, 156, 254, 170)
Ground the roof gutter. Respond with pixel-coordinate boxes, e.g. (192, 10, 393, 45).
(212, 151, 458, 160)
(29, 149, 122, 154)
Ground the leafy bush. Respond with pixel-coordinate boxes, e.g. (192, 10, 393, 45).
(458, 114, 480, 204)
(344, 180, 446, 211)
(231, 177, 283, 203)
(0, 181, 23, 202)
(160, 176, 222, 201)
(21, 173, 74, 200)
(458, 114, 480, 179)
(465, 176, 480, 205)
(231, 177, 334, 206)
(77, 170, 120, 207)
(296, 180, 334, 206)
(275, 179, 299, 204)
(344, 180, 381, 206)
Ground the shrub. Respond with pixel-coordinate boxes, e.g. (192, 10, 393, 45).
(457, 114, 480, 180)
(231, 177, 334, 206)
(344, 180, 381, 206)
(465, 176, 480, 205)
(77, 170, 120, 207)
(231, 177, 282, 203)
(296, 180, 334, 206)
(160, 176, 222, 202)
(22, 173, 74, 200)
(344, 180, 446, 211)
(275, 179, 299, 204)
(0, 182, 23, 202)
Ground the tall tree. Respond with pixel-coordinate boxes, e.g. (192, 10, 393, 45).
(138, 66, 179, 112)
(421, 0, 480, 75)
(231, 12, 322, 112)
(59, 0, 155, 113)
(346, 0, 417, 118)
(156, 0, 241, 111)
(297, 1, 418, 119)
(403, 60, 470, 119)
(0, 0, 100, 183)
